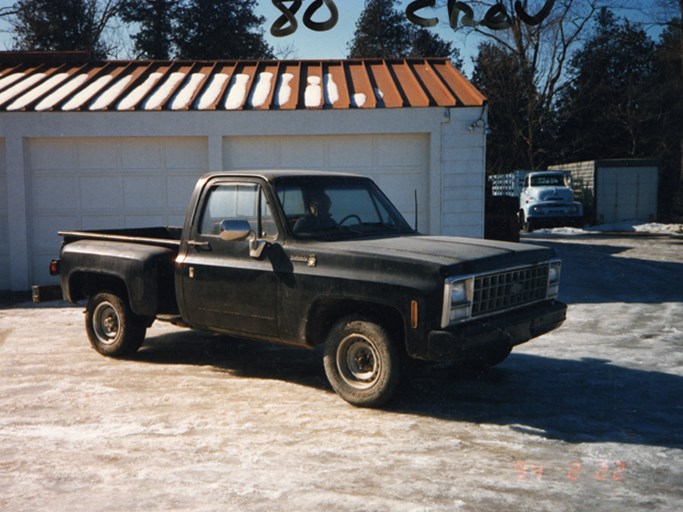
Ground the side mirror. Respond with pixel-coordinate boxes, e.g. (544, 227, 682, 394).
(219, 219, 251, 241)
(219, 219, 269, 259)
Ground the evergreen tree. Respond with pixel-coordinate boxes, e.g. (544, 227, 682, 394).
(347, 0, 458, 61)
(174, 0, 273, 60)
(9, 0, 120, 58)
(653, 20, 683, 221)
(118, 0, 181, 60)
(408, 27, 462, 65)
(556, 9, 658, 161)
(348, 0, 411, 58)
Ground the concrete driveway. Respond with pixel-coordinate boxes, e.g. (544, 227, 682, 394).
(1, 234, 682, 511)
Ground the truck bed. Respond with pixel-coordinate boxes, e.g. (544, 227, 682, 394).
(59, 227, 182, 249)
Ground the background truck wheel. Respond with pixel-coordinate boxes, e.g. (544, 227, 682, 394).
(519, 211, 534, 232)
(323, 317, 400, 407)
(85, 292, 147, 357)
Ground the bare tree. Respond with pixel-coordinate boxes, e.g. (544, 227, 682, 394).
(454, 0, 606, 168)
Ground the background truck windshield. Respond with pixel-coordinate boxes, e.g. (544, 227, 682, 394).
(530, 174, 567, 187)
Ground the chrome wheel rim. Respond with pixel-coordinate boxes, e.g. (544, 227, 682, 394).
(92, 301, 120, 345)
(337, 334, 381, 390)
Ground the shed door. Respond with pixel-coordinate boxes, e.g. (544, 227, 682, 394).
(222, 134, 430, 232)
(27, 137, 208, 285)
(597, 166, 659, 224)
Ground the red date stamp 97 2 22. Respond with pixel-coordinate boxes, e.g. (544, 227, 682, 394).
(514, 461, 627, 483)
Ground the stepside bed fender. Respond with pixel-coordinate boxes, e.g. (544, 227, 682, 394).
(60, 240, 176, 317)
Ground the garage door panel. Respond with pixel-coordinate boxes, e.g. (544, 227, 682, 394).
(279, 138, 325, 168)
(79, 139, 122, 169)
(33, 216, 80, 247)
(373, 173, 426, 230)
(222, 134, 430, 232)
(82, 215, 124, 230)
(80, 176, 123, 209)
(376, 134, 427, 167)
(223, 137, 279, 169)
(167, 175, 200, 209)
(124, 176, 165, 209)
(119, 138, 165, 170)
(32, 177, 80, 209)
(29, 139, 77, 170)
(124, 215, 166, 228)
(165, 138, 208, 170)
(28, 137, 207, 285)
(327, 137, 373, 168)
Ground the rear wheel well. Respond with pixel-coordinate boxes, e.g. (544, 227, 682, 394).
(306, 299, 406, 352)
(69, 272, 128, 303)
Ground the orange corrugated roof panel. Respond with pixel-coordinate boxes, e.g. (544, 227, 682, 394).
(0, 55, 485, 112)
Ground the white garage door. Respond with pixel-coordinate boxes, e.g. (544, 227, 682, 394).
(0, 139, 8, 290)
(28, 137, 208, 285)
(223, 134, 430, 232)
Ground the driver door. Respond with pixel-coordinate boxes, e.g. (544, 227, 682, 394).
(179, 180, 279, 337)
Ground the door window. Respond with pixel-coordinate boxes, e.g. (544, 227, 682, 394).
(199, 183, 277, 238)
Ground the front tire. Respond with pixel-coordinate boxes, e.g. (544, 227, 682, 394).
(323, 317, 400, 407)
(85, 292, 147, 357)
(519, 211, 534, 232)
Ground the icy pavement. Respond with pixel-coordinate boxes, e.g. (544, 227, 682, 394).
(1, 234, 682, 511)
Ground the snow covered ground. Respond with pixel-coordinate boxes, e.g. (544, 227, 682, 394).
(1, 232, 682, 511)
(532, 220, 683, 236)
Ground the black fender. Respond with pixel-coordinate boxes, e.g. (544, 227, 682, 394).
(60, 240, 176, 317)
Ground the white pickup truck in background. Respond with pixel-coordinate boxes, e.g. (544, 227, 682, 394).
(490, 170, 584, 232)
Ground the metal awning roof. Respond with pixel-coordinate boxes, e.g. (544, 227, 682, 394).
(0, 54, 485, 112)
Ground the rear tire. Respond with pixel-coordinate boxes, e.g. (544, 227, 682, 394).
(323, 317, 400, 407)
(85, 292, 146, 357)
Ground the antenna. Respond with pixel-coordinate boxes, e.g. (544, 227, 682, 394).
(414, 189, 419, 231)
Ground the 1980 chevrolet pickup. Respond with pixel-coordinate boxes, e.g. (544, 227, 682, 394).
(39, 171, 566, 407)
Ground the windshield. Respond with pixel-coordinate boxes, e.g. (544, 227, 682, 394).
(529, 174, 567, 187)
(273, 175, 414, 240)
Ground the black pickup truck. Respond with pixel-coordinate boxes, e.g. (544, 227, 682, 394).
(39, 170, 566, 407)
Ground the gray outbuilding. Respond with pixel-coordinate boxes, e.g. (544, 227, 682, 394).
(550, 159, 660, 226)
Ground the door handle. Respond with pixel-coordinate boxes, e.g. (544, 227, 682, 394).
(188, 240, 211, 250)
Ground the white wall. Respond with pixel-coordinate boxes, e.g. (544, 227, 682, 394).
(440, 113, 487, 238)
(0, 138, 8, 290)
(1, 107, 487, 290)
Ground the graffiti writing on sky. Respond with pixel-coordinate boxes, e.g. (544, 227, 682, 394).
(270, 0, 555, 37)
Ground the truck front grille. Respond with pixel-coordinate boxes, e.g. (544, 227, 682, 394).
(472, 264, 549, 317)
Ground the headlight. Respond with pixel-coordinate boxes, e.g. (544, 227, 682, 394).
(441, 276, 474, 327)
(548, 260, 561, 298)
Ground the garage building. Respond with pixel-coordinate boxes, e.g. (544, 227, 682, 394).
(0, 53, 488, 291)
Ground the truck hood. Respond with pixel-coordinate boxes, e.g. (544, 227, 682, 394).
(309, 235, 556, 276)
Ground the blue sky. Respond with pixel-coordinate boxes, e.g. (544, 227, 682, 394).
(255, 1, 481, 62)
(0, 0, 665, 75)
(0, 1, 482, 69)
